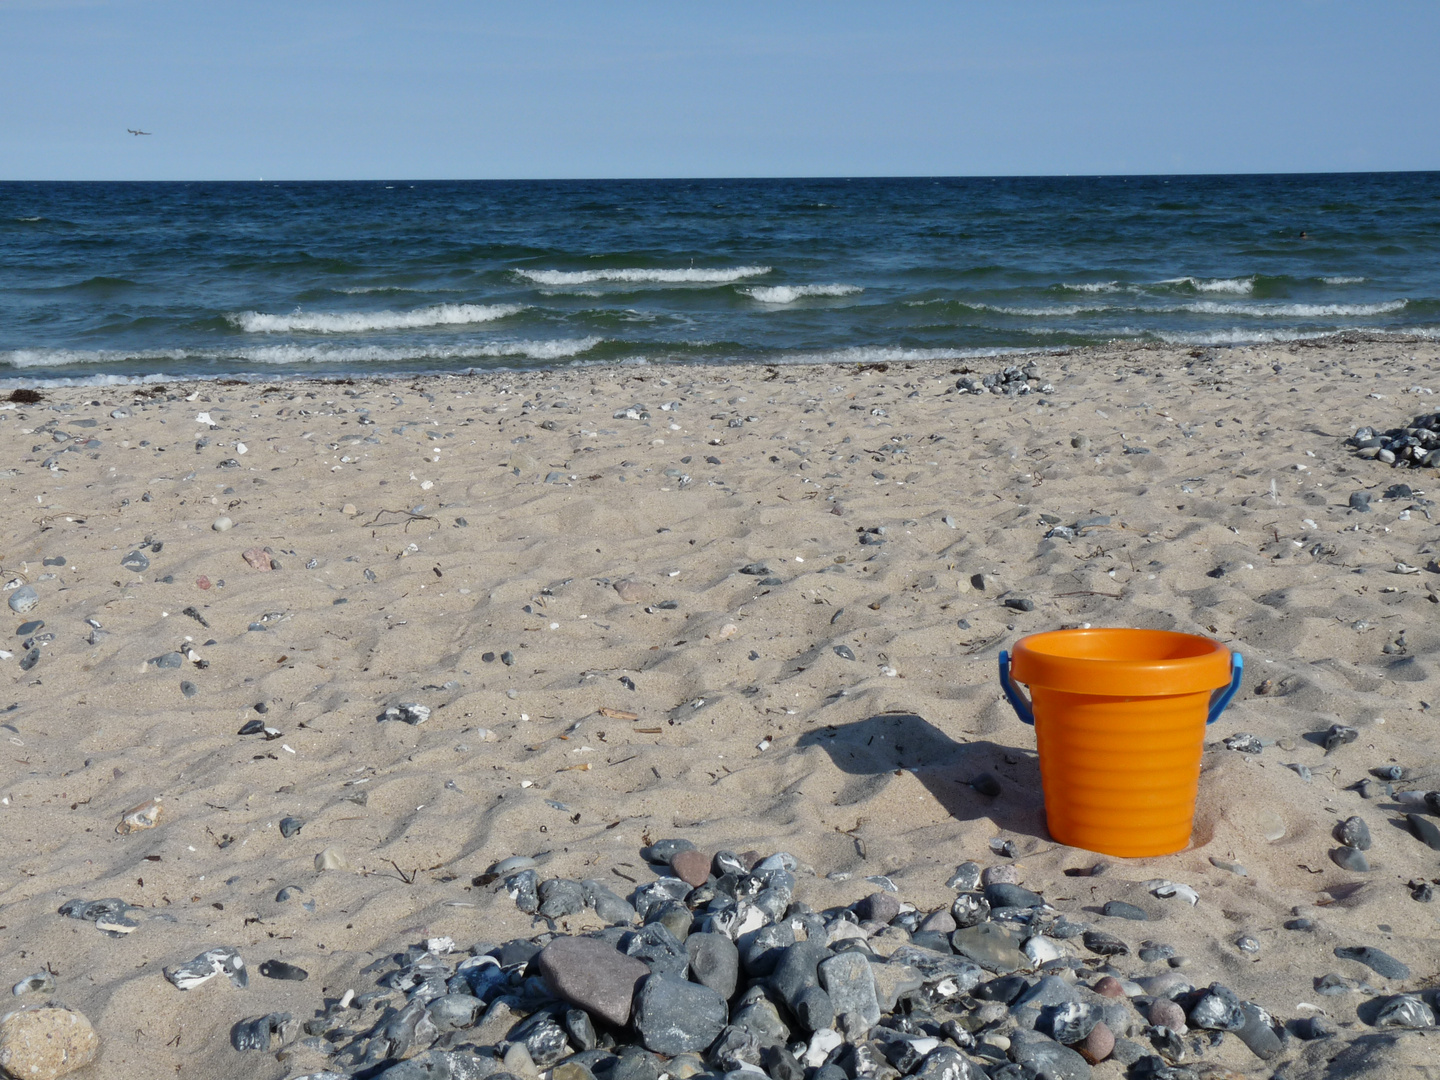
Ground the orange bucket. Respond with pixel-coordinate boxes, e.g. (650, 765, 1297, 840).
(999, 628, 1242, 858)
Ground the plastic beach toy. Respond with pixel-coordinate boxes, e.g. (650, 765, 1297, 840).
(998, 628, 1242, 858)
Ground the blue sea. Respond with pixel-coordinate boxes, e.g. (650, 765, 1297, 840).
(2, 174, 1438, 384)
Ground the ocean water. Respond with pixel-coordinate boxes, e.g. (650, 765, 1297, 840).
(2, 174, 1439, 383)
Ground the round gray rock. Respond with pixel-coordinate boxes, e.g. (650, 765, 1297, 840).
(7, 586, 38, 615)
(632, 974, 727, 1055)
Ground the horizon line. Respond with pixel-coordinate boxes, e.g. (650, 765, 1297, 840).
(3, 168, 1440, 185)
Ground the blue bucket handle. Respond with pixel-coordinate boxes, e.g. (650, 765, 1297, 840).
(1208, 650, 1243, 725)
(998, 650, 1034, 726)
(999, 647, 1243, 727)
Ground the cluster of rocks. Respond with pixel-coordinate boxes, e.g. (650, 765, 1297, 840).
(137, 840, 1434, 1080)
(1349, 412, 1440, 467)
(953, 364, 1053, 398)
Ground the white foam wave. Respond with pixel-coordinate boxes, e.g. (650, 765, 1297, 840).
(782, 345, 1041, 365)
(15, 216, 43, 222)
(1060, 281, 1121, 293)
(976, 302, 1117, 317)
(0, 338, 602, 369)
(228, 303, 524, 333)
(1157, 276, 1256, 294)
(1322, 276, 1366, 285)
(516, 266, 771, 286)
(336, 285, 460, 295)
(743, 284, 863, 304)
(1183, 299, 1406, 317)
(1154, 328, 1338, 346)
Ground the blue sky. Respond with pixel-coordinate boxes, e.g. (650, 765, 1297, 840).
(3, 1, 1438, 180)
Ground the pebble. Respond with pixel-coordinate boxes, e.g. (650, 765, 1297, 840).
(818, 951, 882, 1037)
(258, 960, 308, 981)
(669, 848, 711, 888)
(1376, 994, 1436, 1028)
(613, 579, 646, 603)
(684, 932, 739, 1000)
(0, 1005, 99, 1080)
(951, 923, 1028, 973)
(1334, 945, 1409, 979)
(1330, 847, 1370, 872)
(115, 798, 161, 834)
(1101, 900, 1148, 921)
(854, 891, 901, 924)
(120, 550, 150, 572)
(1081, 930, 1129, 957)
(1407, 813, 1440, 851)
(1092, 976, 1126, 999)
(279, 816, 303, 838)
(946, 862, 982, 891)
(164, 946, 247, 990)
(980, 863, 1019, 886)
(1148, 999, 1187, 1032)
(314, 847, 349, 871)
(1336, 816, 1372, 850)
(1189, 984, 1247, 1030)
(6, 586, 39, 615)
(537, 936, 651, 1027)
(212, 516, 233, 532)
(631, 974, 727, 1054)
(1075, 1020, 1114, 1064)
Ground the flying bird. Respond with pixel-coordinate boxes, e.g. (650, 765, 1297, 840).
(127, 129, 152, 136)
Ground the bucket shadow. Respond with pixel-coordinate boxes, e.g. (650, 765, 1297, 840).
(796, 712, 1050, 845)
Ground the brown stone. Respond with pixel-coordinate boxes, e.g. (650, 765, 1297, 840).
(1092, 975, 1126, 999)
(1075, 1020, 1114, 1064)
(0, 1006, 100, 1080)
(537, 936, 651, 1027)
(1148, 998, 1187, 1032)
(669, 849, 711, 888)
(613, 579, 645, 603)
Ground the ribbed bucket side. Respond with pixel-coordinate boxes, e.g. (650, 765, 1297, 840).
(1032, 687, 1210, 857)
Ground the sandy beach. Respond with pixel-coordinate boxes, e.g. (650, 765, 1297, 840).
(2, 337, 1439, 1079)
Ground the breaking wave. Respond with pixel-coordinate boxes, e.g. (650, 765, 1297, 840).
(742, 284, 863, 304)
(227, 303, 524, 333)
(516, 266, 771, 286)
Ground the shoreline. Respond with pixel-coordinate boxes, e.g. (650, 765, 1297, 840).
(2, 337, 1439, 1078)
(2, 329, 1439, 391)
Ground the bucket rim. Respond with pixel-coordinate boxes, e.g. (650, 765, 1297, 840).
(1010, 627, 1233, 696)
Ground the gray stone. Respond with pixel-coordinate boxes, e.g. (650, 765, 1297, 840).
(913, 1046, 985, 1080)
(623, 922, 690, 978)
(1101, 901, 1147, 921)
(945, 862, 982, 892)
(738, 922, 794, 977)
(855, 892, 901, 924)
(506, 869, 539, 914)
(279, 816, 303, 839)
(632, 974, 728, 1055)
(950, 892, 989, 928)
(426, 994, 483, 1032)
(769, 940, 829, 1013)
(537, 936, 651, 1027)
(952, 923, 1027, 973)
(1336, 816, 1372, 850)
(1189, 985, 1246, 1031)
(686, 932, 739, 999)
(582, 879, 639, 926)
(1234, 1002, 1283, 1060)
(869, 960, 924, 1011)
(818, 951, 881, 1037)
(1044, 1000, 1103, 1043)
(647, 900, 693, 943)
(1376, 994, 1436, 1028)
(730, 998, 789, 1043)
(1407, 813, 1440, 851)
(6, 586, 38, 615)
(539, 878, 588, 919)
(984, 882, 1045, 909)
(121, 550, 150, 572)
(1335, 945, 1410, 979)
(1331, 847, 1370, 872)
(640, 839, 696, 865)
(1009, 1029, 1092, 1080)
